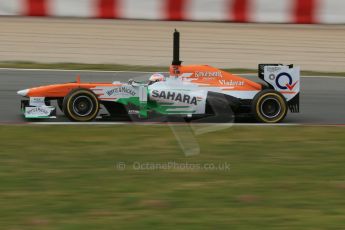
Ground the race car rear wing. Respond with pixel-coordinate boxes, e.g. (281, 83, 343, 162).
(258, 64, 300, 113)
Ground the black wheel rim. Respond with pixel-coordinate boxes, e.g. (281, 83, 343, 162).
(260, 97, 281, 119)
(72, 96, 94, 117)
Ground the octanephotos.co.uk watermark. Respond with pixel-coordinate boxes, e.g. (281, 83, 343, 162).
(115, 161, 231, 172)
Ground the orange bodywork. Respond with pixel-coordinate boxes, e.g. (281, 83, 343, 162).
(26, 82, 121, 98)
(170, 65, 262, 91)
(26, 64, 261, 98)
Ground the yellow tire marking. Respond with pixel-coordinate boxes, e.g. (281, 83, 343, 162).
(256, 92, 287, 123)
(66, 90, 99, 121)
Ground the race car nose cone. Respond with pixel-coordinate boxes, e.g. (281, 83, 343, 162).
(17, 89, 29, 96)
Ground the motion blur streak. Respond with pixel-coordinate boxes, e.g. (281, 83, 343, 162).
(97, 0, 119, 19)
(25, 0, 47, 16)
(1, 0, 344, 23)
(294, 0, 316, 24)
(231, 0, 249, 22)
(166, 0, 185, 20)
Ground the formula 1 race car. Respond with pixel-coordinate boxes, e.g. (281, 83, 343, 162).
(17, 30, 300, 123)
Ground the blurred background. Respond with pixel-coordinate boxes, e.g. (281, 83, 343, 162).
(0, 0, 344, 72)
(1, 1, 345, 229)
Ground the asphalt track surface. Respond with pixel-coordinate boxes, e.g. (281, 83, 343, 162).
(1, 68, 344, 124)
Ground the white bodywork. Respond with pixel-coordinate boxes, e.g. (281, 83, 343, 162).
(24, 97, 56, 118)
(263, 65, 300, 101)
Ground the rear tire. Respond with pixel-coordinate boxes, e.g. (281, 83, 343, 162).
(63, 88, 99, 122)
(252, 89, 287, 123)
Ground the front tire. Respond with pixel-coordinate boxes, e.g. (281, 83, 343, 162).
(252, 89, 287, 123)
(63, 88, 99, 122)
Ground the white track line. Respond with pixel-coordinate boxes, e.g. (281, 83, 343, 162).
(30, 122, 299, 126)
(0, 121, 344, 127)
(2, 122, 340, 126)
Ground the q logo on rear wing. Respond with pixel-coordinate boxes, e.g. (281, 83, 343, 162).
(263, 65, 300, 101)
(260, 64, 300, 113)
(275, 72, 298, 91)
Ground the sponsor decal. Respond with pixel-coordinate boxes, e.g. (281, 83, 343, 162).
(267, 66, 281, 72)
(152, 90, 198, 105)
(26, 107, 50, 115)
(195, 71, 222, 78)
(106, 86, 136, 97)
(218, 80, 244, 86)
(32, 98, 44, 102)
(128, 110, 139, 115)
(30, 97, 46, 106)
(275, 72, 298, 90)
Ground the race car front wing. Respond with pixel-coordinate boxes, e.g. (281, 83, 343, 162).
(21, 97, 56, 119)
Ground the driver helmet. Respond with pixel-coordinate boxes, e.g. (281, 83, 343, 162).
(149, 73, 165, 83)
